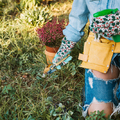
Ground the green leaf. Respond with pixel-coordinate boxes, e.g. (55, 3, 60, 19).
(53, 111, 57, 117)
(56, 117, 60, 120)
(7, 84, 12, 90)
(2, 86, 8, 94)
(68, 110, 73, 116)
(66, 116, 73, 120)
(55, 107, 62, 112)
(50, 109, 55, 116)
(36, 75, 41, 80)
(28, 115, 35, 120)
(2, 84, 13, 94)
(58, 103, 65, 108)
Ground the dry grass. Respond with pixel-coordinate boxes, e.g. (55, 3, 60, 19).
(50, 1, 72, 20)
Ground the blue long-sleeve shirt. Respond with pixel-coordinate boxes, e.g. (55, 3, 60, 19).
(63, 0, 120, 42)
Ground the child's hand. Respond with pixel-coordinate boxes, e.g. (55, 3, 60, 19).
(52, 37, 76, 65)
(90, 11, 120, 37)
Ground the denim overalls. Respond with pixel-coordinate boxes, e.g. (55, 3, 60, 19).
(63, 0, 120, 117)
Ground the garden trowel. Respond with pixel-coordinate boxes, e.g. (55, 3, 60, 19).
(43, 54, 72, 76)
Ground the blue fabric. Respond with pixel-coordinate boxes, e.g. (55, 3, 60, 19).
(116, 84, 120, 101)
(82, 53, 120, 115)
(63, 0, 120, 42)
(111, 53, 120, 68)
(83, 69, 119, 110)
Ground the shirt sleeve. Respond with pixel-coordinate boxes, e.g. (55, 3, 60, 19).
(63, 0, 90, 42)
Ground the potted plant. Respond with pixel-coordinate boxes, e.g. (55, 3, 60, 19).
(36, 18, 67, 64)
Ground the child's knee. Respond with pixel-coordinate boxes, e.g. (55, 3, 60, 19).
(92, 65, 119, 80)
(88, 102, 113, 118)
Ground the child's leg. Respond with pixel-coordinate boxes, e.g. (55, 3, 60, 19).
(82, 65, 120, 118)
(88, 65, 119, 118)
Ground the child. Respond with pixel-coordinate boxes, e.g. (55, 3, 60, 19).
(52, 0, 120, 118)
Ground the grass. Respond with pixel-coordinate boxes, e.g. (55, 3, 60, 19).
(0, 0, 119, 120)
(0, 1, 85, 119)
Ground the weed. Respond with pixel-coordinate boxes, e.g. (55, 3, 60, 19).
(20, 5, 52, 27)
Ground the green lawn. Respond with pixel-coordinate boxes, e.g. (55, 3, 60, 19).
(0, 0, 119, 120)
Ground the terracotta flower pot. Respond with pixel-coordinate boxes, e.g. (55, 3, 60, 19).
(45, 46, 59, 64)
(45, 46, 59, 53)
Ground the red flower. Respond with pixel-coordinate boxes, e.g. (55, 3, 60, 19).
(36, 18, 68, 47)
